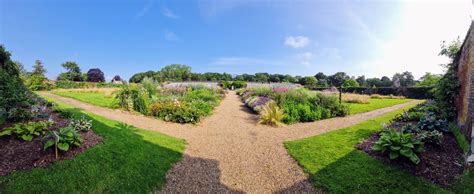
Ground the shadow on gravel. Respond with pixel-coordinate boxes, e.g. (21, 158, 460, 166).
(239, 104, 259, 124)
(159, 155, 244, 193)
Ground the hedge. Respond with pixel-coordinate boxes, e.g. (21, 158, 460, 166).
(310, 87, 435, 99)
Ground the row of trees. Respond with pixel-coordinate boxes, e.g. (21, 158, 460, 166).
(15, 60, 123, 90)
(129, 64, 442, 88)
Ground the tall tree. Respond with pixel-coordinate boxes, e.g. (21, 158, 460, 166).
(159, 64, 192, 81)
(355, 76, 366, 87)
(328, 72, 350, 102)
(58, 61, 83, 81)
(417, 72, 441, 87)
(315, 72, 327, 80)
(380, 76, 393, 87)
(26, 59, 48, 90)
(392, 71, 415, 87)
(87, 68, 105, 82)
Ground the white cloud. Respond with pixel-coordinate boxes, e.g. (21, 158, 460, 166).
(162, 7, 179, 19)
(164, 30, 179, 41)
(284, 36, 310, 48)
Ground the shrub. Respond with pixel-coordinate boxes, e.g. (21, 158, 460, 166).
(149, 100, 201, 123)
(232, 81, 247, 89)
(219, 80, 232, 89)
(372, 128, 424, 164)
(417, 112, 448, 132)
(0, 45, 32, 122)
(130, 88, 150, 115)
(393, 111, 424, 122)
(0, 121, 53, 141)
(141, 77, 159, 97)
(114, 84, 132, 110)
(258, 101, 285, 127)
(69, 116, 92, 132)
(44, 126, 83, 159)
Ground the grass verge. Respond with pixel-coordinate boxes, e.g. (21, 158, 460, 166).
(284, 103, 470, 193)
(347, 98, 413, 114)
(0, 96, 186, 193)
(52, 91, 116, 108)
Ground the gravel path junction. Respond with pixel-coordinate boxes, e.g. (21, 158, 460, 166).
(40, 91, 420, 193)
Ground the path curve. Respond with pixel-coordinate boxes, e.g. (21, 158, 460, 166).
(40, 91, 420, 193)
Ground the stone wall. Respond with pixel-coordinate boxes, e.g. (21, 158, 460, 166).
(456, 21, 474, 141)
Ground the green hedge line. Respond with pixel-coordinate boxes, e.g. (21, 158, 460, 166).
(54, 80, 123, 89)
(311, 87, 435, 99)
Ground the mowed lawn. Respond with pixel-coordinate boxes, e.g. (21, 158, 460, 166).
(284, 103, 472, 193)
(0, 96, 186, 193)
(346, 98, 413, 114)
(52, 90, 117, 108)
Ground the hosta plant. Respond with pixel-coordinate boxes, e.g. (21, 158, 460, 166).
(372, 128, 424, 164)
(0, 121, 53, 141)
(69, 116, 92, 132)
(258, 101, 285, 127)
(418, 112, 448, 132)
(44, 127, 83, 159)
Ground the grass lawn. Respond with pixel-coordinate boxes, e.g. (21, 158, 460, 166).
(285, 103, 472, 193)
(52, 91, 116, 108)
(0, 96, 186, 193)
(347, 98, 413, 114)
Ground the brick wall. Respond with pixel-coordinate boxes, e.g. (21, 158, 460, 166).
(457, 21, 474, 141)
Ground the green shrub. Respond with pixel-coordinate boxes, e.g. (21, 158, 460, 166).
(0, 45, 32, 122)
(258, 101, 284, 127)
(141, 77, 159, 97)
(52, 105, 73, 118)
(149, 100, 200, 123)
(130, 88, 150, 114)
(417, 112, 448, 132)
(0, 121, 53, 141)
(372, 128, 424, 164)
(219, 80, 232, 89)
(114, 84, 132, 110)
(232, 81, 247, 89)
(44, 126, 83, 159)
(394, 111, 424, 122)
(69, 116, 92, 132)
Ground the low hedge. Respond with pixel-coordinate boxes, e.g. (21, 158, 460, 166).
(311, 87, 435, 99)
(55, 80, 123, 89)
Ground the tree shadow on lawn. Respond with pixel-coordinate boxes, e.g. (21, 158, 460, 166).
(309, 150, 447, 193)
(0, 107, 183, 193)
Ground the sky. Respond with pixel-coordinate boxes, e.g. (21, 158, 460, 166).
(0, 0, 472, 81)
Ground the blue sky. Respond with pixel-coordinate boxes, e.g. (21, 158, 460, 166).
(1, 0, 471, 80)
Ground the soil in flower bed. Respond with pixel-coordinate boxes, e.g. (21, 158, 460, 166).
(357, 131, 465, 187)
(0, 109, 102, 176)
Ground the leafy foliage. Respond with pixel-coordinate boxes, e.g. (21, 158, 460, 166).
(258, 101, 285, 127)
(372, 128, 424, 164)
(86, 68, 105, 82)
(69, 115, 92, 132)
(0, 121, 53, 141)
(0, 45, 34, 122)
(44, 126, 83, 158)
(417, 112, 448, 132)
(57, 61, 83, 81)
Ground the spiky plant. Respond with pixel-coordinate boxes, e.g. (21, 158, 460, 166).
(258, 101, 285, 127)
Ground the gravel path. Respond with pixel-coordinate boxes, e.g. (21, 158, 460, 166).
(40, 91, 420, 193)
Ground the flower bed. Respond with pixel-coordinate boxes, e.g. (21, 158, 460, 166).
(115, 83, 225, 124)
(356, 101, 465, 187)
(0, 96, 102, 176)
(239, 86, 349, 126)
